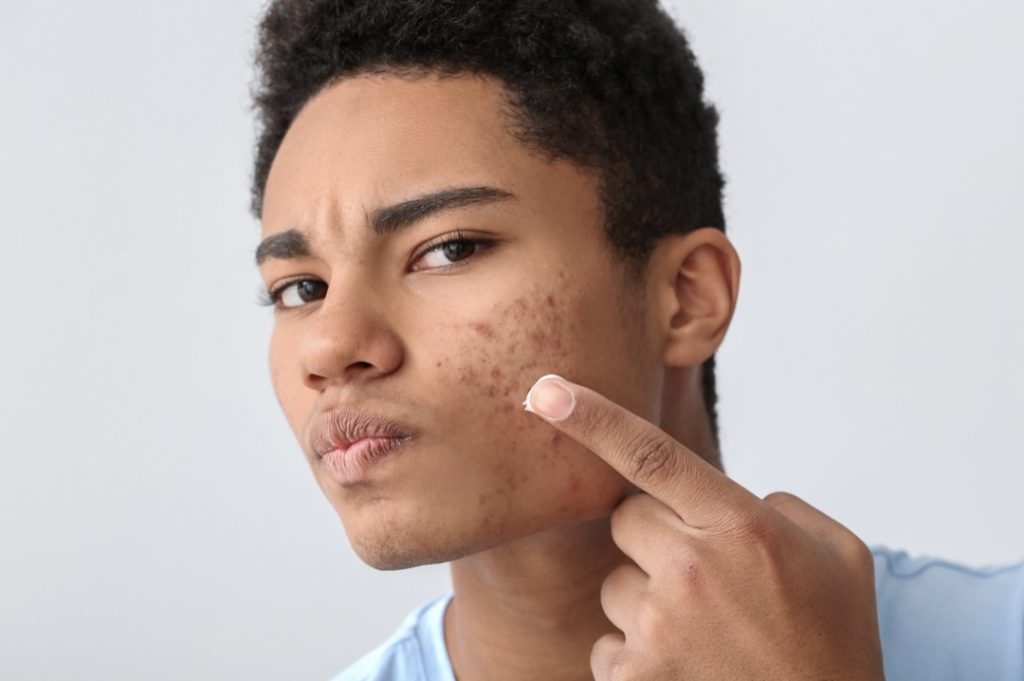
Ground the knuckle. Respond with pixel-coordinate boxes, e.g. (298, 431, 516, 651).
(635, 597, 670, 640)
(842, 533, 876, 572)
(609, 496, 642, 542)
(733, 505, 770, 538)
(601, 563, 628, 600)
(608, 505, 627, 542)
(762, 490, 800, 508)
(607, 659, 634, 681)
(613, 492, 647, 519)
(820, 518, 875, 572)
(623, 431, 678, 485)
(591, 633, 628, 680)
(729, 504, 784, 556)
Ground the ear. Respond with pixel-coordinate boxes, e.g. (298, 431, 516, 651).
(646, 227, 741, 367)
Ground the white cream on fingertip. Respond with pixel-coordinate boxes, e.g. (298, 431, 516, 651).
(522, 373, 574, 420)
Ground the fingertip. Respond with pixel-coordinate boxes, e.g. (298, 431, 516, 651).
(523, 373, 576, 421)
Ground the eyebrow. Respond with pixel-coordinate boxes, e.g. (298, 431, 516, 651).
(254, 185, 515, 266)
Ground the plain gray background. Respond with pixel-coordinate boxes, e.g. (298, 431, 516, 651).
(1, 1, 1021, 678)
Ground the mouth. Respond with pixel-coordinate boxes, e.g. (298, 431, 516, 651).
(309, 405, 417, 481)
(318, 434, 414, 485)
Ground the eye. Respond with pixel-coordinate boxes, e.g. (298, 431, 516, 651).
(413, 232, 496, 272)
(259, 279, 327, 310)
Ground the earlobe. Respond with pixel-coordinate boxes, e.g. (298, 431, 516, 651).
(655, 228, 741, 368)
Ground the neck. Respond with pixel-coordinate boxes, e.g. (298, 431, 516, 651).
(445, 515, 628, 681)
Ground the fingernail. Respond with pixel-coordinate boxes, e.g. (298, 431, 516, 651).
(523, 374, 576, 421)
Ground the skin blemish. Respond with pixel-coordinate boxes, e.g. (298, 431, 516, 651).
(458, 363, 480, 387)
(495, 461, 518, 493)
(470, 321, 496, 339)
(444, 281, 592, 518)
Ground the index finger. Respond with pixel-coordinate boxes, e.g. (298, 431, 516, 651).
(523, 373, 760, 529)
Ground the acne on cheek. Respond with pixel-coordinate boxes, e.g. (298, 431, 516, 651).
(445, 281, 603, 506)
(456, 284, 579, 418)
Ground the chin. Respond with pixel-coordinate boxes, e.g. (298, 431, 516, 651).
(346, 522, 495, 570)
(338, 504, 486, 570)
(351, 538, 468, 571)
(339, 496, 545, 570)
(342, 498, 617, 571)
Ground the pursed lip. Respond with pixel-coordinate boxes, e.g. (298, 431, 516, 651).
(309, 406, 415, 458)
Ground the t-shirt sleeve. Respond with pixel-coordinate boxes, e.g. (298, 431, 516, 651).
(871, 545, 1024, 681)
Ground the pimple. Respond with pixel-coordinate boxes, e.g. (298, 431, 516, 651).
(567, 472, 581, 494)
(502, 469, 517, 492)
(458, 364, 480, 385)
(473, 287, 579, 419)
(470, 321, 496, 339)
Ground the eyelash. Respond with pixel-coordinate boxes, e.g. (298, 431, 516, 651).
(256, 231, 496, 310)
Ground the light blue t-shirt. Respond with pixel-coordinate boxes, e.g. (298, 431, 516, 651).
(333, 545, 1024, 681)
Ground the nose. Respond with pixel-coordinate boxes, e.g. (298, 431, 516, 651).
(298, 277, 404, 392)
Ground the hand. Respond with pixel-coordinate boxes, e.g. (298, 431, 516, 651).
(523, 374, 885, 681)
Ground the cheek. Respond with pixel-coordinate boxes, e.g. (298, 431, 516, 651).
(444, 282, 582, 423)
(431, 280, 630, 520)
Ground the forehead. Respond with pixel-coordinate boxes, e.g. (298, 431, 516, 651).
(260, 73, 532, 233)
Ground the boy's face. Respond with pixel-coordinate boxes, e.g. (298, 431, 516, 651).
(259, 73, 663, 569)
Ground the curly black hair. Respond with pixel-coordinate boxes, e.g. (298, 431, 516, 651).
(250, 0, 727, 453)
